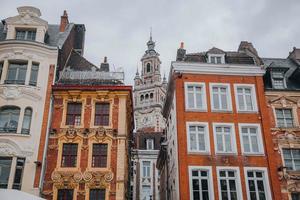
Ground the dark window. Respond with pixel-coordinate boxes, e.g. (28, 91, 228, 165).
(191, 169, 210, 200)
(0, 106, 20, 133)
(66, 103, 82, 126)
(21, 107, 32, 134)
(95, 103, 109, 126)
(272, 71, 285, 89)
(0, 63, 3, 80)
(92, 144, 108, 168)
(90, 189, 106, 200)
(275, 109, 293, 128)
(292, 193, 300, 200)
(140, 95, 144, 101)
(12, 157, 25, 190)
(0, 157, 12, 188)
(61, 144, 78, 167)
(283, 149, 300, 171)
(57, 189, 74, 200)
(15, 29, 36, 41)
(146, 63, 151, 73)
(29, 63, 39, 86)
(5, 63, 27, 85)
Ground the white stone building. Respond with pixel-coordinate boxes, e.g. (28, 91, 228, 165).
(0, 6, 85, 196)
(130, 35, 167, 200)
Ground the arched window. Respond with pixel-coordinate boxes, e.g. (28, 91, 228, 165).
(140, 95, 144, 102)
(0, 106, 20, 133)
(145, 94, 149, 100)
(146, 63, 151, 73)
(150, 93, 154, 99)
(21, 107, 32, 134)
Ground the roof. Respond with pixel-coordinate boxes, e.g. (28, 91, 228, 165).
(262, 57, 300, 90)
(64, 49, 97, 71)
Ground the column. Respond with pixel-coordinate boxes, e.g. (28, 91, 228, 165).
(25, 60, 32, 85)
(7, 157, 17, 189)
(0, 59, 9, 84)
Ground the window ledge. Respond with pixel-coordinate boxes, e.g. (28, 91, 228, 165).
(0, 83, 40, 90)
(242, 153, 265, 156)
(271, 127, 300, 131)
(185, 108, 207, 112)
(237, 110, 259, 114)
(0, 133, 30, 137)
(211, 110, 233, 113)
(215, 152, 238, 155)
(187, 151, 211, 155)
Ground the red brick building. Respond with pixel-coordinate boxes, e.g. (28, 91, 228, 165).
(158, 42, 281, 200)
(42, 55, 133, 200)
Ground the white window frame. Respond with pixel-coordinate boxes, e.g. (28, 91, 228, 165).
(186, 122, 210, 154)
(274, 108, 294, 128)
(208, 53, 225, 64)
(244, 167, 272, 200)
(213, 123, 237, 154)
(234, 84, 258, 112)
(281, 148, 300, 171)
(216, 166, 243, 200)
(210, 83, 232, 112)
(184, 82, 207, 111)
(142, 160, 151, 178)
(146, 139, 154, 150)
(238, 123, 264, 155)
(189, 166, 214, 200)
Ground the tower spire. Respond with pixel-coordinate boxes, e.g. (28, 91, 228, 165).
(150, 27, 152, 41)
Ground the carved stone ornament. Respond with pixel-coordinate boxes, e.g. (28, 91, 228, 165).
(83, 171, 114, 188)
(0, 140, 33, 157)
(66, 127, 78, 139)
(0, 85, 41, 100)
(275, 131, 300, 144)
(287, 181, 300, 192)
(51, 171, 82, 189)
(2, 86, 21, 99)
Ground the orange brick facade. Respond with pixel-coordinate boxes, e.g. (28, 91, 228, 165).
(174, 73, 281, 199)
(42, 86, 133, 200)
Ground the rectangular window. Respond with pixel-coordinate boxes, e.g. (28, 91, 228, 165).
(15, 29, 36, 41)
(92, 144, 107, 168)
(210, 56, 222, 64)
(210, 84, 232, 111)
(245, 169, 270, 200)
(57, 189, 74, 200)
(0, 63, 3, 81)
(142, 161, 151, 177)
(66, 103, 82, 126)
(292, 193, 300, 200)
(94, 103, 110, 126)
(185, 83, 206, 110)
(187, 123, 210, 153)
(239, 124, 264, 154)
(190, 168, 213, 200)
(275, 109, 293, 128)
(12, 157, 25, 190)
(90, 189, 105, 200)
(217, 169, 241, 200)
(271, 71, 285, 89)
(61, 143, 78, 167)
(5, 63, 27, 85)
(29, 63, 39, 86)
(235, 85, 257, 112)
(0, 157, 12, 189)
(282, 149, 300, 171)
(213, 124, 236, 154)
(146, 139, 154, 150)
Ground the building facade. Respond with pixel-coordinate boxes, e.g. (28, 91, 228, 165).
(42, 55, 133, 200)
(0, 6, 84, 196)
(158, 42, 282, 200)
(263, 48, 300, 200)
(130, 36, 167, 200)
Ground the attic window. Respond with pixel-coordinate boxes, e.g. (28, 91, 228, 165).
(271, 71, 285, 89)
(208, 54, 225, 64)
(15, 29, 36, 41)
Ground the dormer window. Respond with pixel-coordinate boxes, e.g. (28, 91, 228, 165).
(208, 54, 225, 64)
(271, 71, 285, 89)
(15, 29, 36, 41)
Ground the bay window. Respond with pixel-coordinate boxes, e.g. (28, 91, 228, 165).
(5, 63, 27, 85)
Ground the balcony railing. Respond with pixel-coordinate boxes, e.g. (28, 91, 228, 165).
(4, 80, 25, 85)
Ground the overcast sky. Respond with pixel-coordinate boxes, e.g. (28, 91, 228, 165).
(1, 0, 300, 84)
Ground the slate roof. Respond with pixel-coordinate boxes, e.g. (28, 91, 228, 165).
(64, 50, 97, 71)
(262, 57, 300, 90)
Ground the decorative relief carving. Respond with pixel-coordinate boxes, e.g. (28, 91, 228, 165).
(84, 171, 114, 188)
(0, 140, 33, 157)
(2, 86, 21, 99)
(0, 85, 41, 100)
(51, 171, 82, 189)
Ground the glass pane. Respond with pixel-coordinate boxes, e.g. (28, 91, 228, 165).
(257, 180, 265, 191)
(192, 179, 199, 190)
(229, 179, 236, 190)
(217, 134, 223, 151)
(220, 179, 227, 190)
(190, 133, 197, 150)
(243, 135, 250, 152)
(0, 157, 12, 189)
(221, 94, 228, 109)
(196, 93, 202, 108)
(198, 134, 205, 151)
(201, 179, 208, 190)
(213, 93, 219, 109)
(188, 93, 195, 108)
(225, 134, 232, 152)
(251, 135, 259, 152)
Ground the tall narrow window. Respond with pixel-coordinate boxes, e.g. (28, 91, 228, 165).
(95, 103, 109, 126)
(282, 149, 300, 171)
(21, 107, 32, 134)
(12, 157, 25, 190)
(275, 108, 293, 128)
(146, 139, 154, 150)
(235, 85, 257, 112)
(292, 193, 300, 200)
(239, 124, 263, 154)
(92, 144, 108, 168)
(185, 83, 206, 110)
(246, 170, 269, 200)
(15, 29, 36, 41)
(190, 169, 211, 200)
(211, 84, 231, 111)
(146, 63, 151, 73)
(90, 189, 106, 200)
(142, 161, 151, 177)
(61, 143, 78, 167)
(218, 169, 239, 200)
(188, 123, 209, 153)
(29, 63, 39, 86)
(0, 157, 12, 189)
(57, 189, 74, 200)
(5, 63, 27, 85)
(271, 71, 285, 89)
(0, 106, 20, 133)
(0, 62, 3, 80)
(214, 124, 236, 154)
(66, 103, 82, 126)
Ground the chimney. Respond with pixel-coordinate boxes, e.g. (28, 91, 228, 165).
(60, 10, 69, 32)
(288, 47, 300, 60)
(238, 41, 262, 65)
(176, 42, 186, 61)
(100, 56, 110, 72)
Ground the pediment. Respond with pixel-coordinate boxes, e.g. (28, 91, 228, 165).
(268, 95, 298, 106)
(5, 14, 48, 27)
